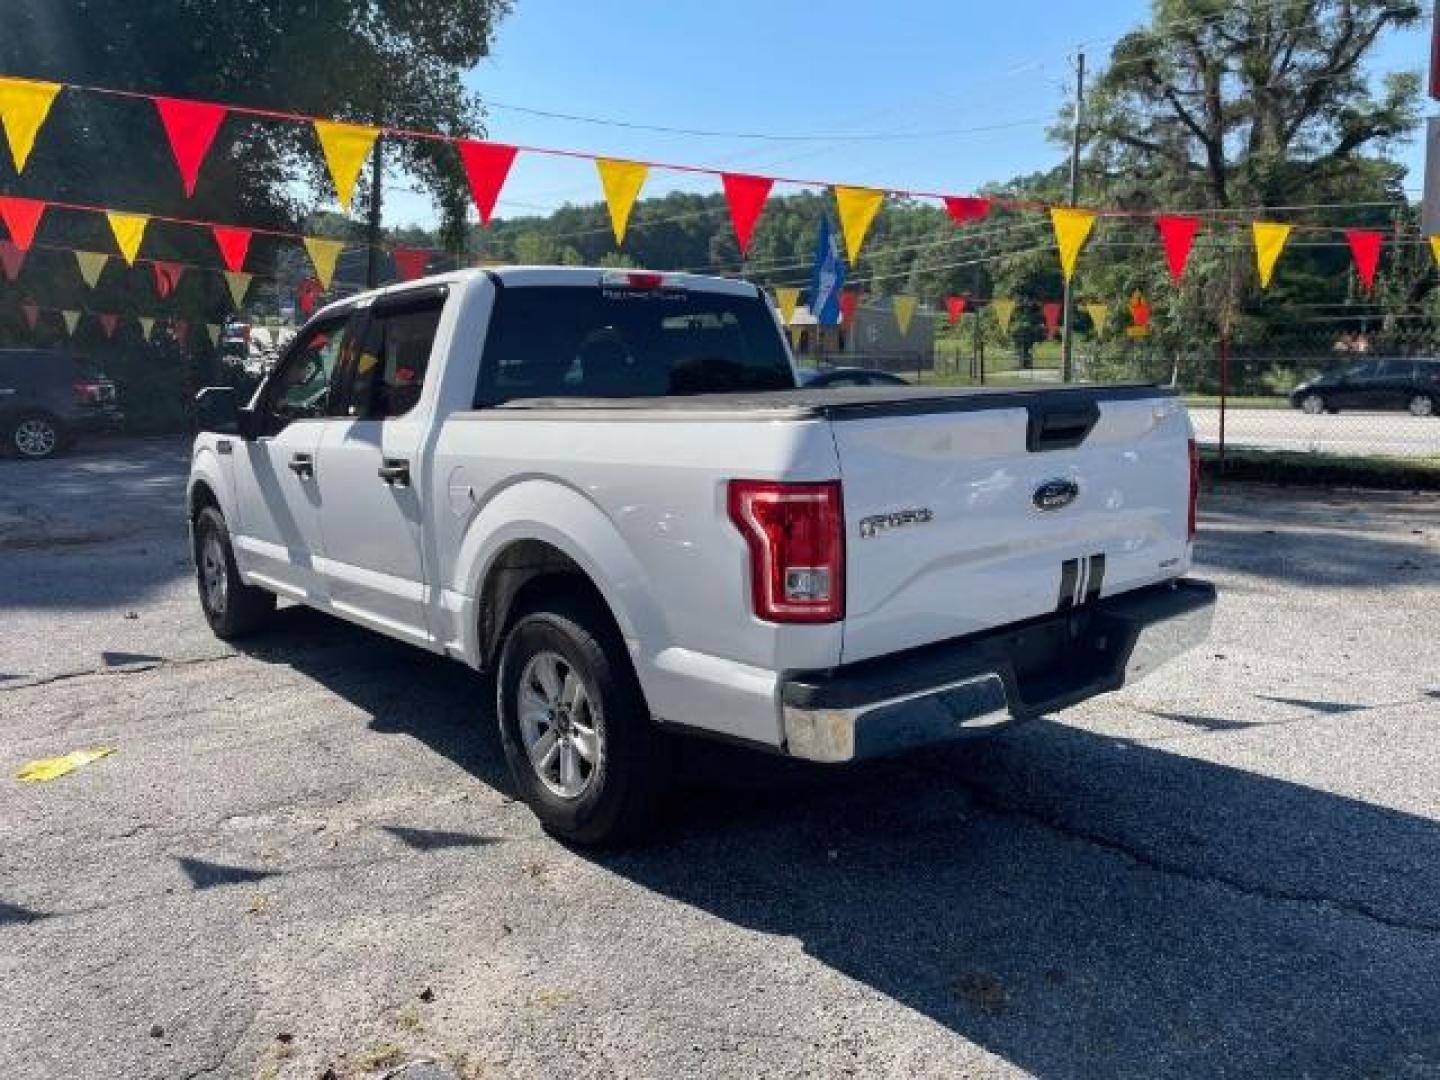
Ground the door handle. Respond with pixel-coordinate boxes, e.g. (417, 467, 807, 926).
(377, 458, 411, 488)
(288, 453, 315, 479)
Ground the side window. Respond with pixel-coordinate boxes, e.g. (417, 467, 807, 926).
(260, 316, 353, 434)
(1379, 359, 1416, 379)
(342, 298, 443, 420)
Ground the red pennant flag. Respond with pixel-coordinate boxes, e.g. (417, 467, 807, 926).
(152, 260, 185, 298)
(153, 96, 227, 197)
(21, 303, 39, 330)
(211, 226, 252, 273)
(838, 288, 859, 325)
(0, 195, 46, 251)
(298, 277, 323, 316)
(721, 173, 774, 256)
(945, 295, 968, 325)
(0, 239, 24, 281)
(1345, 229, 1383, 290)
(457, 140, 518, 226)
(943, 197, 991, 226)
(392, 247, 430, 281)
(1042, 301, 1062, 338)
(1128, 291, 1151, 329)
(98, 313, 119, 338)
(1156, 216, 1201, 284)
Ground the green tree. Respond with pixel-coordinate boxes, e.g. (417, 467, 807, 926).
(1083, 0, 1421, 210)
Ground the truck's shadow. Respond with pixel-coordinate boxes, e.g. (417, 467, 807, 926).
(237, 606, 1440, 1078)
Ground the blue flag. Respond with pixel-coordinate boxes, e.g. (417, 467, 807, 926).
(809, 216, 845, 326)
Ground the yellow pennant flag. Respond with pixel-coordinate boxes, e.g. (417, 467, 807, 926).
(224, 270, 252, 308)
(1430, 235, 1440, 270)
(1050, 207, 1096, 284)
(774, 286, 800, 324)
(138, 316, 155, 341)
(74, 250, 108, 288)
(206, 323, 222, 346)
(0, 77, 62, 173)
(106, 211, 148, 266)
(833, 185, 885, 265)
(304, 237, 344, 289)
(61, 309, 80, 336)
(15, 746, 114, 783)
(1084, 303, 1109, 335)
(313, 120, 379, 211)
(595, 159, 648, 246)
(893, 295, 918, 335)
(1252, 221, 1292, 289)
(991, 297, 1016, 335)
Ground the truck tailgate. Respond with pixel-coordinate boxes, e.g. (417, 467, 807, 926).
(831, 387, 1193, 664)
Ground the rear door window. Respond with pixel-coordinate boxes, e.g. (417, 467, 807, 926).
(339, 292, 445, 419)
(475, 284, 794, 405)
(1379, 359, 1416, 379)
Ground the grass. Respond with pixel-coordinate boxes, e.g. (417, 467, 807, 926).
(1201, 445, 1440, 490)
(1183, 394, 1290, 410)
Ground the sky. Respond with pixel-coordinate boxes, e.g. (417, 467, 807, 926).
(383, 0, 1431, 230)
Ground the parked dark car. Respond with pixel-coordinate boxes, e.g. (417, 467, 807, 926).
(0, 349, 124, 460)
(1289, 358, 1440, 417)
(796, 366, 911, 388)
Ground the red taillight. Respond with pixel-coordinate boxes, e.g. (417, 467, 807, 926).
(1187, 438, 1200, 541)
(727, 480, 844, 623)
(72, 379, 101, 404)
(602, 270, 664, 289)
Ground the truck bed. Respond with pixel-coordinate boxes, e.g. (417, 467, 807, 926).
(473, 383, 1175, 421)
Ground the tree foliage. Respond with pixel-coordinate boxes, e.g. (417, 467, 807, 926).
(1083, 0, 1421, 209)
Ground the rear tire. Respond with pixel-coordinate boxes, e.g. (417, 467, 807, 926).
(193, 506, 275, 639)
(1408, 393, 1435, 418)
(496, 590, 658, 845)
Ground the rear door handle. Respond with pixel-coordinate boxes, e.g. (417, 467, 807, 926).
(377, 458, 411, 488)
(288, 453, 315, 479)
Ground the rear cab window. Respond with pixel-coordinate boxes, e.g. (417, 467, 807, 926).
(475, 282, 795, 405)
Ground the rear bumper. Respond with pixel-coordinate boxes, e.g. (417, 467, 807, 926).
(68, 406, 125, 433)
(780, 578, 1216, 763)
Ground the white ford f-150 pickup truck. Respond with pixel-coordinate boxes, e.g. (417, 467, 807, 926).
(189, 267, 1214, 843)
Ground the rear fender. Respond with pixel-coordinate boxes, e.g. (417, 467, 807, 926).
(450, 478, 667, 675)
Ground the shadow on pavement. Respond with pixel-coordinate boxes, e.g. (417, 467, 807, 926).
(1196, 524, 1439, 589)
(0, 437, 194, 611)
(230, 603, 1440, 1078)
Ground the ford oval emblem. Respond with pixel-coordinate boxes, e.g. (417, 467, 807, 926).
(1033, 478, 1079, 512)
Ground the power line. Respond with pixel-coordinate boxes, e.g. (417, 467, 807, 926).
(482, 99, 1049, 143)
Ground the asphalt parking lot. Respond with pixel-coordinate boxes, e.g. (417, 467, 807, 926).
(2, 437, 1439, 1080)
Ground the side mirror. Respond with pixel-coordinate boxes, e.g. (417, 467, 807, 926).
(194, 386, 242, 436)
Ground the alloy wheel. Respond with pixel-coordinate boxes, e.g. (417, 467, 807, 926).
(14, 418, 58, 458)
(517, 650, 603, 799)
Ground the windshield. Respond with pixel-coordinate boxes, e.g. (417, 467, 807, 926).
(476, 285, 795, 404)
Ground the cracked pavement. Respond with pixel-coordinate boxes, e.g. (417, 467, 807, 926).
(2, 438, 1439, 1079)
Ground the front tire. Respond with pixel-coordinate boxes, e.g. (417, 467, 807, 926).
(9, 413, 64, 460)
(1299, 393, 1326, 416)
(496, 591, 657, 845)
(1408, 393, 1435, 418)
(193, 506, 275, 639)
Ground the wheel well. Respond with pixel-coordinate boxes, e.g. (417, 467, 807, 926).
(479, 539, 615, 667)
(189, 480, 219, 521)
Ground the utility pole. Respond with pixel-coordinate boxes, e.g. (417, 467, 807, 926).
(365, 130, 385, 289)
(1061, 48, 1085, 383)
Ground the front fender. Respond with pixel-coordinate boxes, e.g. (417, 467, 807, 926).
(450, 478, 668, 672)
(187, 438, 235, 523)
